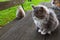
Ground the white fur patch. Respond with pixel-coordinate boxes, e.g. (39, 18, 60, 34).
(41, 31, 46, 35)
(33, 16, 46, 28)
(38, 29, 41, 32)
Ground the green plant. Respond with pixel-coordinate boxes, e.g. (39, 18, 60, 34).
(0, 0, 9, 2)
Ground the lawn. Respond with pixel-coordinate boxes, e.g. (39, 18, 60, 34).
(0, 0, 50, 27)
(23, 0, 50, 11)
(0, 5, 19, 26)
(0, 0, 9, 2)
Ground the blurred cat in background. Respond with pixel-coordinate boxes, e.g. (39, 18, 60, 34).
(51, 0, 60, 8)
(16, 6, 25, 19)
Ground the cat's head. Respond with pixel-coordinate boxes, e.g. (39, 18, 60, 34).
(52, 0, 60, 7)
(32, 5, 49, 19)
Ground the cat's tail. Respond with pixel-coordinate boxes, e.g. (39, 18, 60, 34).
(16, 6, 25, 19)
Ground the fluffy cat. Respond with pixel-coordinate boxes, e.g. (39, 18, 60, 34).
(32, 5, 59, 35)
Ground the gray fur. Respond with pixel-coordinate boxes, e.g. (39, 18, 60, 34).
(32, 5, 59, 35)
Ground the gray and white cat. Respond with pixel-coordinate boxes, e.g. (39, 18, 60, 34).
(32, 5, 59, 35)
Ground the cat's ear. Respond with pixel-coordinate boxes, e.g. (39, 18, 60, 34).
(32, 5, 35, 9)
(39, 7, 44, 11)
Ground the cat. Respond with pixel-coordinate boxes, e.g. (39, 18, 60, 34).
(51, 0, 60, 21)
(32, 5, 59, 35)
(16, 6, 25, 19)
(51, 0, 60, 8)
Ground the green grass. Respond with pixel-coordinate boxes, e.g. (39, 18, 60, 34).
(0, 0, 50, 27)
(0, 0, 9, 2)
(23, 0, 50, 11)
(0, 5, 19, 26)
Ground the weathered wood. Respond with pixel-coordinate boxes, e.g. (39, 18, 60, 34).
(0, 11, 45, 40)
(0, 18, 20, 37)
(0, 11, 28, 37)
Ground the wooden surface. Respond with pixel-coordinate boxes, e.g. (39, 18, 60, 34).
(0, 18, 20, 37)
(0, 11, 28, 37)
(0, 3, 60, 40)
(0, 10, 60, 40)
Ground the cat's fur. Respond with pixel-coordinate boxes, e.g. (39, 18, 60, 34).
(32, 5, 59, 35)
(16, 6, 25, 19)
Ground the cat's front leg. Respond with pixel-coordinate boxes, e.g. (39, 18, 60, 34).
(36, 27, 41, 33)
(41, 29, 47, 35)
(38, 29, 41, 32)
(36, 27, 46, 35)
(40, 29, 47, 35)
(41, 31, 46, 35)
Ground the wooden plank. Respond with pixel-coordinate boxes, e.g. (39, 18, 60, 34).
(0, 11, 45, 40)
(0, 11, 28, 37)
(0, 18, 20, 37)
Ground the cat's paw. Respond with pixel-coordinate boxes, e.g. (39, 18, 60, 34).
(41, 32, 46, 35)
(38, 29, 41, 32)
